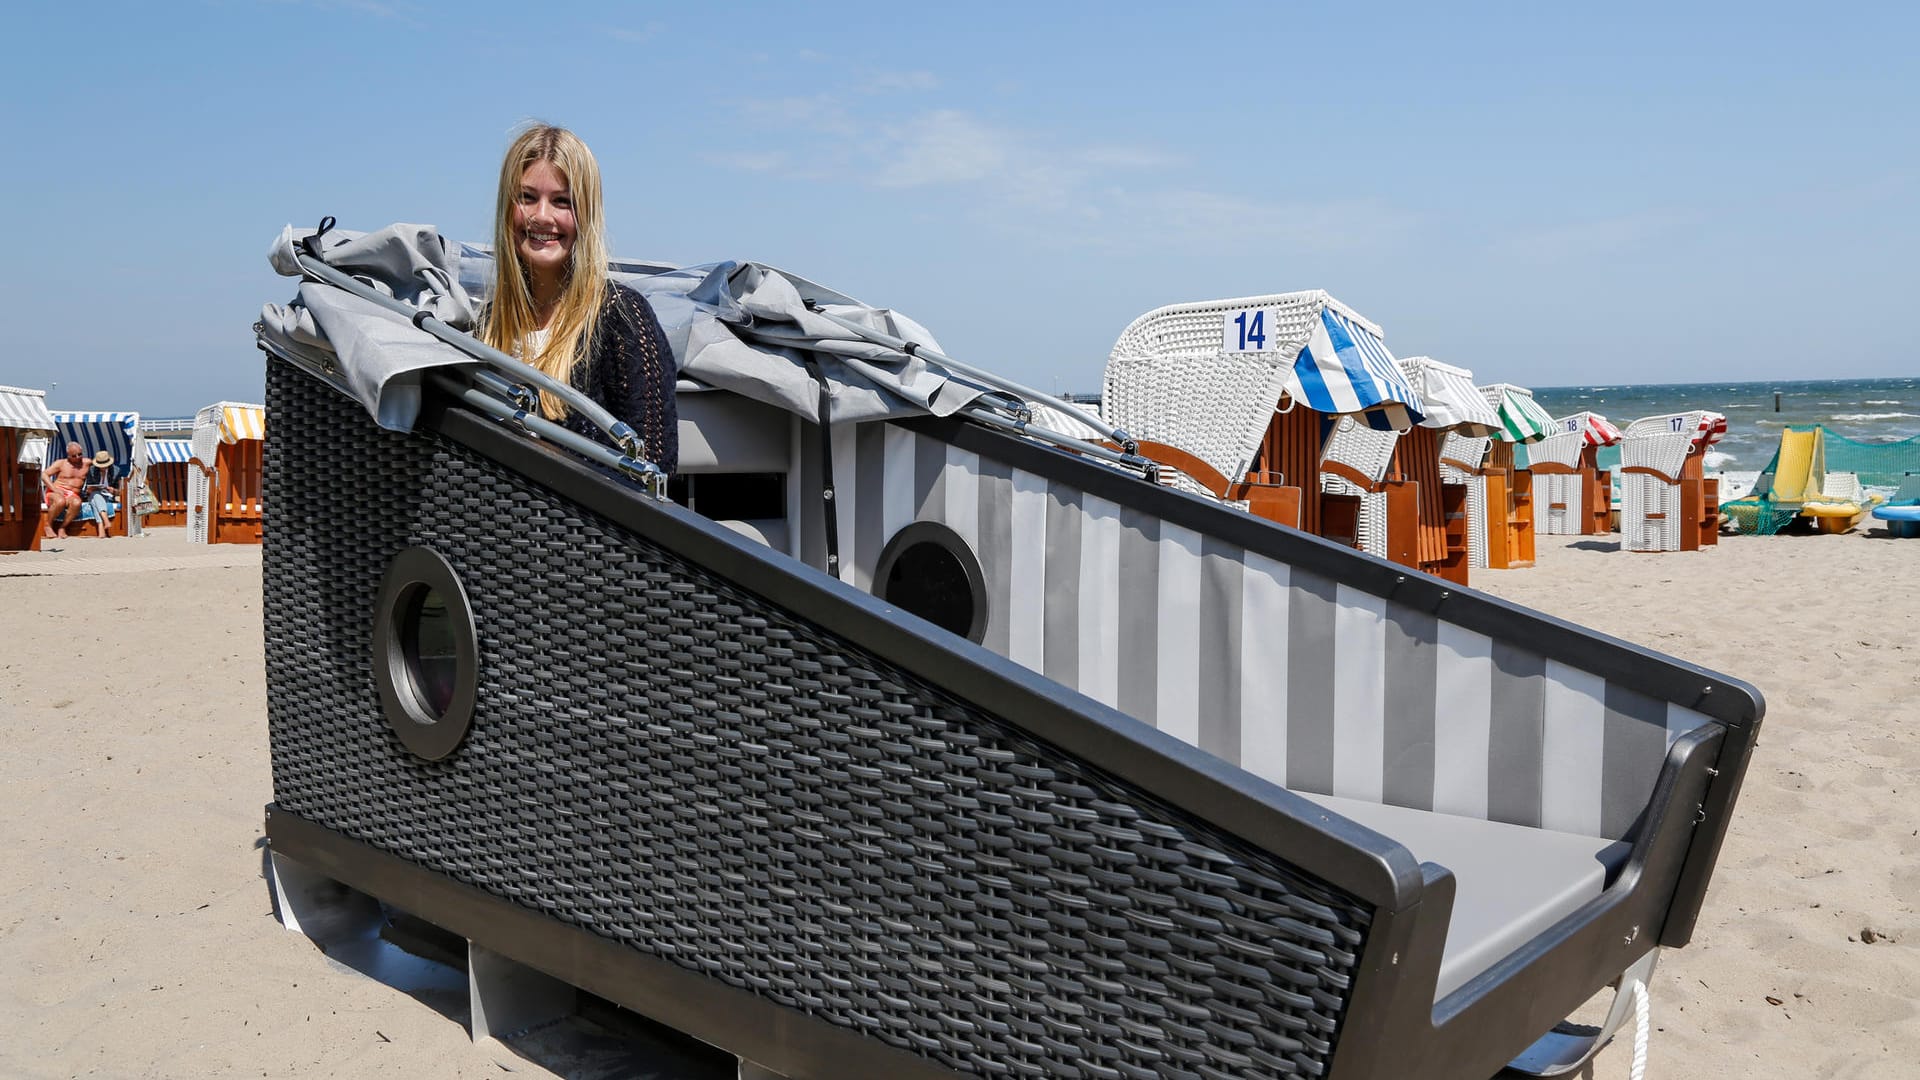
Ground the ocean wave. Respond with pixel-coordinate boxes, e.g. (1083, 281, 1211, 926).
(1830, 412, 1919, 421)
(1702, 450, 1737, 469)
(1722, 403, 1761, 408)
(1866, 399, 1904, 405)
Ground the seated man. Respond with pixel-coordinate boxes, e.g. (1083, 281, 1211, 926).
(42, 442, 89, 539)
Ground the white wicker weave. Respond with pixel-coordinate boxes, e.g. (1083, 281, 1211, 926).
(1528, 428, 1587, 470)
(1619, 411, 1718, 480)
(1105, 291, 1363, 483)
(1437, 433, 1490, 485)
(1465, 476, 1490, 569)
(1620, 473, 1678, 552)
(187, 406, 220, 545)
(1537, 472, 1586, 536)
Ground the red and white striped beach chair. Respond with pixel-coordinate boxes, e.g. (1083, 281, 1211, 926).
(1619, 411, 1727, 552)
(1530, 411, 1623, 536)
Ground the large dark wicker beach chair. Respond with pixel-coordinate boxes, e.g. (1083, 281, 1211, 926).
(257, 224, 1762, 1080)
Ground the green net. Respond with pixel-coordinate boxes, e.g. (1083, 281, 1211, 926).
(1719, 435, 1790, 535)
(1821, 429, 1920, 489)
(1720, 427, 1920, 535)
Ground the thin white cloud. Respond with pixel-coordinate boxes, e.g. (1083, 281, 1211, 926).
(714, 99, 1408, 255)
(860, 70, 940, 94)
(874, 110, 1011, 188)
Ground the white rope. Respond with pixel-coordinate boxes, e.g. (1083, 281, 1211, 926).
(1628, 976, 1650, 1080)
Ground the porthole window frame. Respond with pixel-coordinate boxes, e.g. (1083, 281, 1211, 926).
(871, 521, 989, 645)
(371, 546, 480, 760)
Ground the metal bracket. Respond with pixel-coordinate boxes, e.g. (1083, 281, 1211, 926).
(1501, 948, 1660, 1076)
(469, 942, 577, 1043)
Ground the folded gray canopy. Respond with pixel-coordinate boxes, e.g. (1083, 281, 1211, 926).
(259, 222, 992, 436)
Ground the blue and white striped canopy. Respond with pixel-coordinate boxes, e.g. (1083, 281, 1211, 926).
(48, 411, 142, 483)
(147, 439, 194, 464)
(1286, 308, 1424, 432)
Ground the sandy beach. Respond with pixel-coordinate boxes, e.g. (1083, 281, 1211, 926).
(2, 526, 1915, 1079)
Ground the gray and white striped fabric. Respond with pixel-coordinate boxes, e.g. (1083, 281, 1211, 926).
(0, 384, 56, 434)
(807, 420, 1707, 842)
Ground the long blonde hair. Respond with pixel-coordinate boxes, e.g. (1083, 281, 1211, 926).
(481, 123, 608, 420)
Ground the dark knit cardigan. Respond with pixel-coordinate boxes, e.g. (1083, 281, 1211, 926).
(556, 282, 679, 475)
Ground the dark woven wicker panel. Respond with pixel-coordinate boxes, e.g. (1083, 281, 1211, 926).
(263, 360, 1370, 1079)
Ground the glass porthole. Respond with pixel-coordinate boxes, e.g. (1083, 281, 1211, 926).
(372, 547, 479, 760)
(872, 522, 988, 644)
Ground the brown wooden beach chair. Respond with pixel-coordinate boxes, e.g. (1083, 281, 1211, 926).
(0, 385, 59, 552)
(188, 403, 266, 545)
(1478, 385, 1559, 569)
(141, 440, 193, 527)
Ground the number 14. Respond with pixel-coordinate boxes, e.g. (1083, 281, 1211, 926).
(1234, 309, 1266, 350)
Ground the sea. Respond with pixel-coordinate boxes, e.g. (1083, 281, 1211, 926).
(1521, 376, 1920, 499)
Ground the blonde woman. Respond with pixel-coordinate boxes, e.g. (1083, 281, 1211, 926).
(481, 124, 677, 474)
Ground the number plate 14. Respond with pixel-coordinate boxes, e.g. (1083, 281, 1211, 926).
(1222, 308, 1279, 353)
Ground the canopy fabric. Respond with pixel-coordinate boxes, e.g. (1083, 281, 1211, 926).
(49, 411, 145, 484)
(1, 384, 56, 433)
(1396, 357, 1499, 435)
(1481, 383, 1557, 444)
(147, 439, 194, 464)
(216, 405, 267, 444)
(259, 223, 991, 436)
(1286, 308, 1422, 433)
(1556, 411, 1623, 447)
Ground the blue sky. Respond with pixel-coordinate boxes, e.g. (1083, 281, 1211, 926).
(1, 1, 1914, 416)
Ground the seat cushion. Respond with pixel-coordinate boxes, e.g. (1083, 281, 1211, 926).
(1297, 792, 1631, 1001)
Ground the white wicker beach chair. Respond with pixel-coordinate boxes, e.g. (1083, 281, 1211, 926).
(189, 401, 266, 545)
(1618, 411, 1726, 552)
(1531, 412, 1623, 536)
(1104, 290, 1418, 489)
(1105, 293, 1320, 485)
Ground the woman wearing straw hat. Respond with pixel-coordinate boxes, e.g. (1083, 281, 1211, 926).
(83, 450, 118, 535)
(477, 123, 678, 475)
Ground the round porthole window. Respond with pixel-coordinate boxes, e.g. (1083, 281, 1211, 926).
(872, 522, 988, 644)
(372, 547, 479, 760)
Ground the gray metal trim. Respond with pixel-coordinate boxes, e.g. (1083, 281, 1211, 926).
(370, 546, 480, 760)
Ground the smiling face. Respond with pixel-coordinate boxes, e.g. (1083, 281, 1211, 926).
(66, 443, 83, 467)
(512, 159, 576, 301)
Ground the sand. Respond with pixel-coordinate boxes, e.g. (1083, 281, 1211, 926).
(2, 526, 1915, 1078)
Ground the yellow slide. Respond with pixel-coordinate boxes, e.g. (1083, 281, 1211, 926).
(1768, 428, 1823, 502)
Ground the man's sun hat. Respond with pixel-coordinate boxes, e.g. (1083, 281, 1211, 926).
(92, 450, 114, 469)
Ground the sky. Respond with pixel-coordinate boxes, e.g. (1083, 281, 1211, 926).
(1, 1, 1915, 417)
